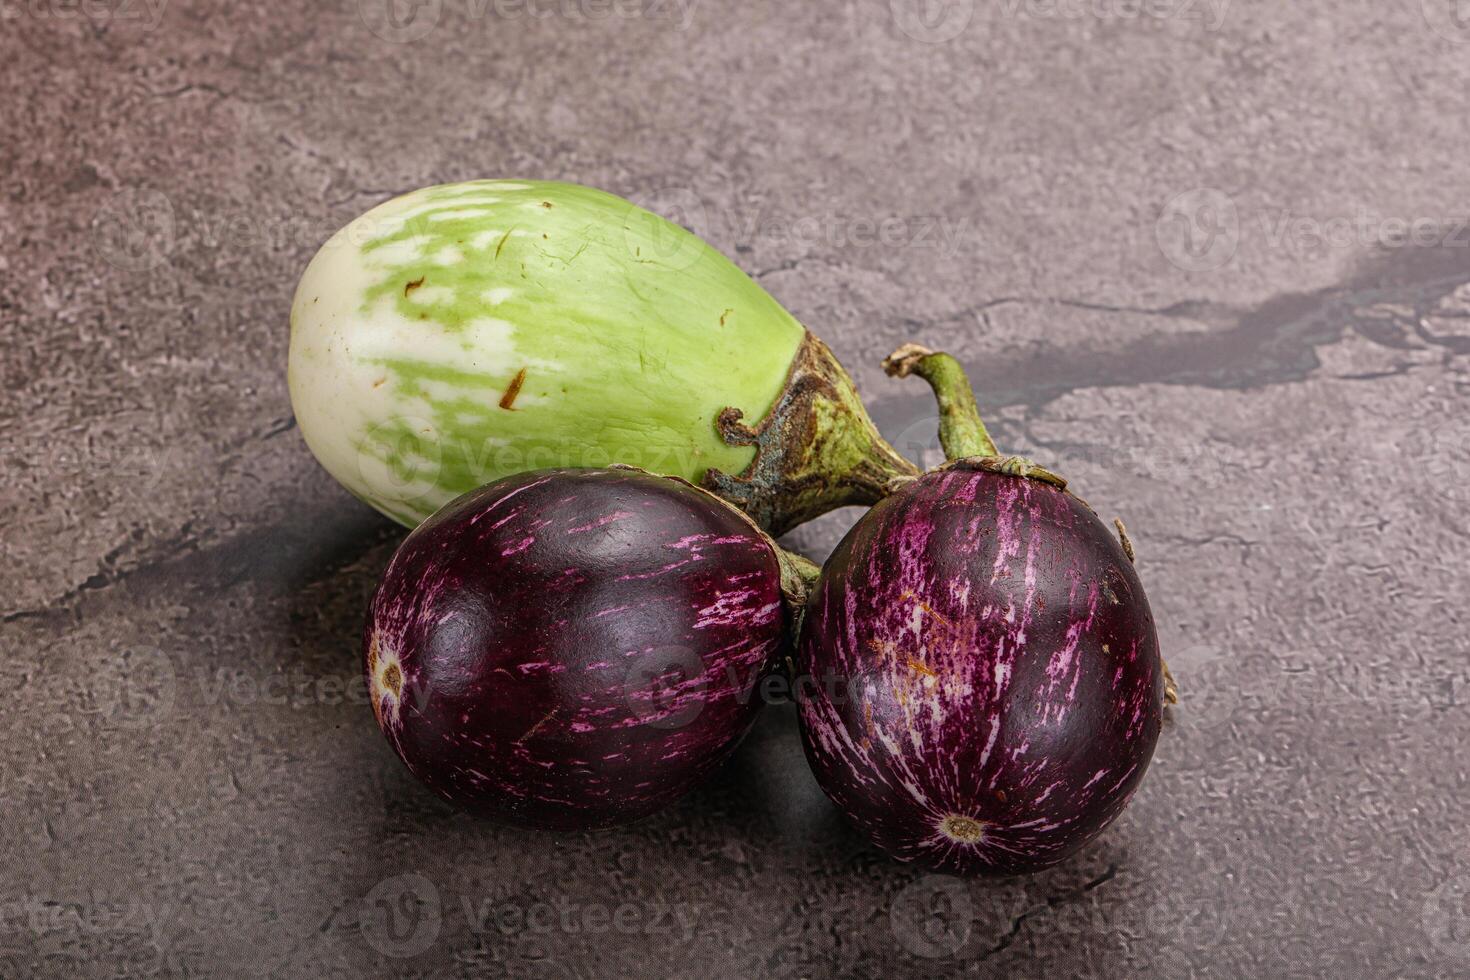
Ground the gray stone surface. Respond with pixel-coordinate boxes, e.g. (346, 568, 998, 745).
(3, 0, 1469, 976)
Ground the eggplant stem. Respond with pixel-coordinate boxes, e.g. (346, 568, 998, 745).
(705, 331, 919, 536)
(776, 548, 821, 605)
(775, 547, 821, 642)
(882, 344, 999, 461)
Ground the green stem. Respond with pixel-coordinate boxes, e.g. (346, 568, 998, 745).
(777, 549, 822, 598)
(775, 547, 821, 643)
(882, 344, 998, 461)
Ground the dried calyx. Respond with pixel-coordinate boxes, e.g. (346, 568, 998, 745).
(706, 331, 920, 536)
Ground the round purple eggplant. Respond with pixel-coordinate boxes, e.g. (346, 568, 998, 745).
(796, 347, 1164, 876)
(365, 466, 801, 830)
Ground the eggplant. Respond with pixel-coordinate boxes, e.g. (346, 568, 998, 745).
(795, 346, 1165, 876)
(289, 180, 915, 533)
(364, 466, 814, 830)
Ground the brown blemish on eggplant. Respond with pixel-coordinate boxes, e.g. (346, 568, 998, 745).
(404, 276, 425, 297)
(382, 662, 403, 699)
(368, 632, 404, 729)
(939, 814, 985, 844)
(720, 309, 733, 327)
(495, 228, 515, 260)
(906, 658, 936, 678)
(541, 201, 554, 208)
(372, 377, 387, 389)
(867, 637, 897, 664)
(900, 591, 955, 631)
(499, 368, 528, 410)
(516, 707, 557, 745)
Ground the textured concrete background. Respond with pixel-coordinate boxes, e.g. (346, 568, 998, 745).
(3, 0, 1469, 976)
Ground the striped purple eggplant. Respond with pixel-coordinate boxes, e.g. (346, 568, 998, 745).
(796, 347, 1164, 876)
(364, 467, 799, 830)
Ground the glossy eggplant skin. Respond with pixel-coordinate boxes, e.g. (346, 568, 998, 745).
(797, 465, 1163, 876)
(365, 467, 786, 830)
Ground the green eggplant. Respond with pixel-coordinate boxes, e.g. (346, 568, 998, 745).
(288, 180, 916, 533)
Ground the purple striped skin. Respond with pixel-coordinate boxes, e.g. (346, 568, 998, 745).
(798, 464, 1163, 876)
(365, 468, 786, 830)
